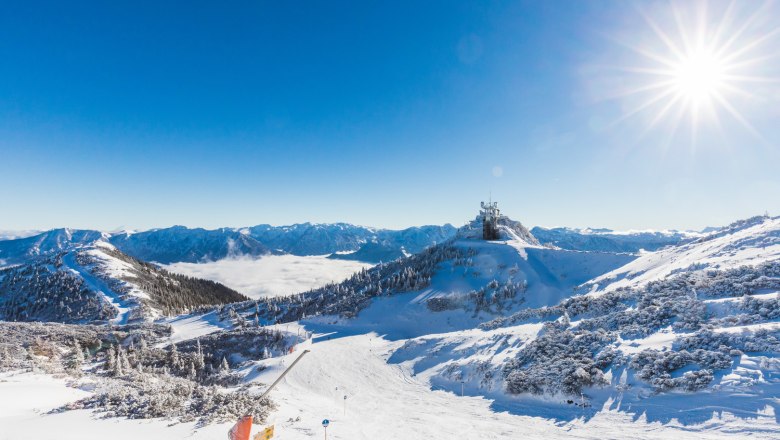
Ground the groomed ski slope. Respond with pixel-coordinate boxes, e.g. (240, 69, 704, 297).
(250, 334, 780, 440)
(4, 333, 777, 440)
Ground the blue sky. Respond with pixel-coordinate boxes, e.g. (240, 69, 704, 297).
(1, 0, 779, 231)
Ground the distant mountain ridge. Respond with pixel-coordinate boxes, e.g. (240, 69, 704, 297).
(108, 226, 276, 264)
(0, 220, 727, 266)
(531, 226, 701, 253)
(0, 223, 458, 265)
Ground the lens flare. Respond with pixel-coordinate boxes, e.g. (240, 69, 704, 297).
(604, 1, 779, 145)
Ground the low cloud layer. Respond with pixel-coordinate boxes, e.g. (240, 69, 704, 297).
(165, 255, 371, 299)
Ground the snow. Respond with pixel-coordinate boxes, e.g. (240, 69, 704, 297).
(3, 329, 779, 440)
(162, 311, 233, 345)
(616, 328, 678, 354)
(60, 250, 133, 324)
(86, 242, 151, 300)
(164, 255, 372, 299)
(250, 332, 780, 439)
(0, 371, 230, 440)
(589, 216, 780, 293)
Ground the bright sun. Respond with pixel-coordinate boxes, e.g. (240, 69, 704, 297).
(672, 49, 725, 102)
(611, 1, 777, 142)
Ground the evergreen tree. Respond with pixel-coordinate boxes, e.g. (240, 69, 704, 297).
(105, 345, 116, 372)
(169, 343, 180, 370)
(112, 346, 124, 377)
(67, 340, 84, 372)
(187, 362, 197, 380)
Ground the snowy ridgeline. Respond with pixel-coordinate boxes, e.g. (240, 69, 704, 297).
(530, 226, 696, 253)
(0, 321, 301, 425)
(0, 245, 248, 324)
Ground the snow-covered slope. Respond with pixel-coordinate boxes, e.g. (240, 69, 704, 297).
(531, 226, 699, 253)
(241, 216, 633, 337)
(587, 215, 780, 293)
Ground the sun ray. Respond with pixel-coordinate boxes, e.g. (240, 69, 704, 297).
(710, 0, 738, 49)
(714, 1, 772, 58)
(606, 87, 679, 129)
(720, 27, 780, 64)
(646, 91, 685, 132)
(718, 82, 756, 100)
(723, 75, 780, 84)
(711, 90, 764, 142)
(636, 5, 687, 61)
(724, 52, 780, 71)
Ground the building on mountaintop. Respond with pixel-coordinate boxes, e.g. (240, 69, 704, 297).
(480, 200, 501, 240)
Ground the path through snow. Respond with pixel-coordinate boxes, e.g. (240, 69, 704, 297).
(61, 251, 131, 324)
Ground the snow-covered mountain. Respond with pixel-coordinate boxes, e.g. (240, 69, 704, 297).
(531, 225, 700, 253)
(0, 223, 458, 265)
(0, 242, 247, 324)
(247, 222, 457, 261)
(245, 217, 633, 335)
(208, 213, 780, 437)
(108, 226, 276, 264)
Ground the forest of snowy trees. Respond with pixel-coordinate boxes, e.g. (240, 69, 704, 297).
(0, 247, 248, 324)
(0, 255, 117, 323)
(80, 247, 249, 316)
(0, 321, 287, 425)
(497, 261, 780, 397)
(218, 241, 468, 325)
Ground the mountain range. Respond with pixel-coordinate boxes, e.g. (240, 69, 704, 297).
(0, 221, 707, 267)
(0, 223, 458, 265)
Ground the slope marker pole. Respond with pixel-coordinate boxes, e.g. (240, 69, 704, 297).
(259, 349, 311, 400)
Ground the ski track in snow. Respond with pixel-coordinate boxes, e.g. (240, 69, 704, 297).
(60, 251, 131, 324)
(2, 332, 779, 440)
